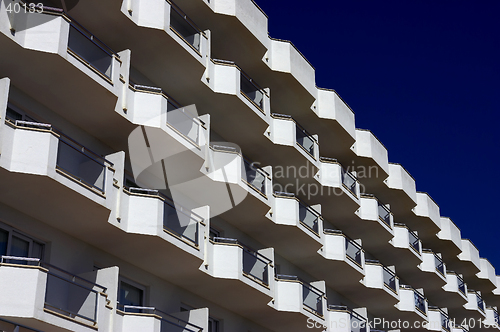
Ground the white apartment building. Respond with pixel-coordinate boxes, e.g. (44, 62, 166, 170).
(0, 0, 498, 332)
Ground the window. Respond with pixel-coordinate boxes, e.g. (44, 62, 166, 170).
(118, 279, 146, 313)
(208, 317, 220, 332)
(0, 223, 45, 264)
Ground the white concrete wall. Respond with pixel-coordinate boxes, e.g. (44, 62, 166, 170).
(397, 287, 416, 312)
(319, 160, 342, 188)
(0, 123, 57, 176)
(363, 263, 384, 290)
(269, 116, 295, 147)
(273, 195, 299, 227)
(0, 5, 69, 56)
(0, 265, 46, 318)
(326, 310, 351, 332)
(274, 279, 302, 312)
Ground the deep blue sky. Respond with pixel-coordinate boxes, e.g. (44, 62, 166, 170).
(256, 0, 499, 270)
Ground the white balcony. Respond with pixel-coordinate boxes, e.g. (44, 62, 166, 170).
(411, 250, 447, 306)
(264, 37, 317, 103)
(263, 193, 323, 263)
(486, 276, 500, 309)
(393, 285, 428, 322)
(0, 4, 122, 88)
(407, 192, 441, 244)
(442, 272, 469, 318)
(184, 0, 318, 120)
(378, 163, 418, 216)
(426, 307, 451, 332)
(0, 257, 115, 331)
(354, 260, 400, 317)
(188, 0, 269, 61)
(461, 290, 487, 321)
(0, 118, 120, 243)
(326, 305, 368, 332)
(207, 59, 270, 119)
(351, 129, 389, 191)
(483, 307, 500, 331)
(266, 113, 319, 185)
(316, 158, 360, 220)
(455, 239, 481, 281)
(0, 11, 134, 149)
(120, 187, 208, 266)
(473, 259, 498, 294)
(126, 84, 210, 159)
(206, 237, 274, 307)
(345, 195, 394, 255)
(115, 306, 208, 332)
(383, 223, 422, 271)
(274, 275, 327, 330)
(434, 217, 462, 263)
(205, 144, 272, 216)
(311, 229, 365, 290)
(314, 88, 356, 159)
(124, 0, 210, 62)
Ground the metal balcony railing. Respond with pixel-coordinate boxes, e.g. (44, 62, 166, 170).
(240, 72, 265, 110)
(382, 265, 397, 293)
(475, 291, 485, 312)
(377, 201, 391, 227)
(341, 167, 358, 196)
(56, 131, 111, 193)
(167, 0, 203, 52)
(434, 254, 445, 276)
(129, 83, 202, 145)
(212, 237, 271, 286)
(117, 305, 203, 332)
(127, 187, 202, 246)
(494, 309, 499, 326)
(243, 159, 268, 195)
(401, 285, 426, 313)
(298, 200, 320, 235)
(408, 229, 420, 253)
(8, 119, 113, 194)
(295, 122, 316, 157)
(414, 290, 426, 313)
(456, 274, 466, 295)
(345, 237, 363, 266)
(323, 229, 364, 266)
(1, 256, 107, 325)
(68, 20, 117, 79)
(440, 310, 450, 331)
(276, 274, 324, 316)
(351, 309, 368, 332)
